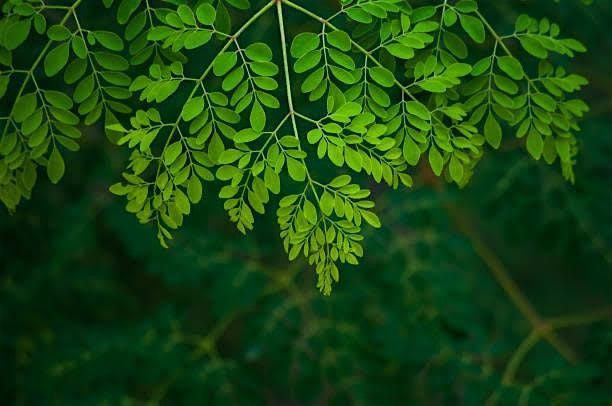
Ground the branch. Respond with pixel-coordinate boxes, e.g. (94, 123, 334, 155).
(277, 0, 320, 201)
(485, 307, 612, 405)
(430, 175, 578, 363)
(450, 205, 578, 362)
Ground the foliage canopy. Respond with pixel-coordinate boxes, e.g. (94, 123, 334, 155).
(0, 0, 589, 294)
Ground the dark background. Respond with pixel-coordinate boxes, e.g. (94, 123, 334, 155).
(1, 0, 611, 404)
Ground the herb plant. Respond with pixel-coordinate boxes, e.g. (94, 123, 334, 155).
(0, 0, 589, 294)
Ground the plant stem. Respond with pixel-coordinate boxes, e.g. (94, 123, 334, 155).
(276, 0, 298, 138)
(276, 0, 320, 201)
(475, 10, 516, 59)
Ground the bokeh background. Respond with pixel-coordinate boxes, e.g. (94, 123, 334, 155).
(1, 0, 611, 404)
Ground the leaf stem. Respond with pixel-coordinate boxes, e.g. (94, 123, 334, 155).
(276, 0, 298, 130)
(475, 10, 516, 59)
(276, 0, 319, 201)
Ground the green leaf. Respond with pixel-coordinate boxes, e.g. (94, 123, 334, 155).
(287, 158, 306, 181)
(187, 176, 203, 203)
(0, 76, 9, 98)
(484, 113, 502, 149)
(264, 166, 280, 194)
(330, 66, 358, 84)
(93, 31, 124, 51)
(74, 74, 95, 103)
(320, 191, 335, 216)
(459, 14, 485, 44)
(5, 19, 31, 50)
(403, 137, 421, 165)
(182, 97, 204, 122)
(443, 31, 468, 59)
(93, 52, 129, 71)
(250, 101, 266, 132)
(449, 155, 464, 182)
(301, 67, 325, 93)
(174, 189, 191, 214)
(329, 175, 351, 188)
(164, 141, 183, 165)
(245, 43, 272, 62)
(345, 147, 362, 172)
(116, 0, 140, 24)
(303, 199, 318, 224)
(326, 31, 351, 51)
(196, 4, 216, 25)
(327, 144, 344, 166)
(406, 101, 431, 120)
(213, 52, 238, 76)
(108, 183, 129, 196)
(47, 147, 65, 184)
(555, 138, 571, 162)
(218, 149, 243, 164)
(184, 31, 212, 49)
(519, 37, 547, 59)
(369, 66, 395, 87)
(234, 128, 260, 143)
(44, 42, 70, 77)
(47, 25, 71, 42)
(526, 129, 544, 160)
(455, 0, 478, 13)
(385, 44, 415, 59)
(13, 93, 37, 123)
(294, 50, 322, 73)
(497, 56, 524, 80)
(177, 5, 196, 26)
(360, 209, 381, 228)
(428, 146, 444, 176)
(214, 2, 232, 33)
(532, 93, 557, 112)
(291, 32, 320, 58)
(45, 90, 73, 110)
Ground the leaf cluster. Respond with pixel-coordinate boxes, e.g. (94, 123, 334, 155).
(0, 0, 589, 294)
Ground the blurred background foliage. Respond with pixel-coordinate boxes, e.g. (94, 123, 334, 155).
(1, 0, 611, 404)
